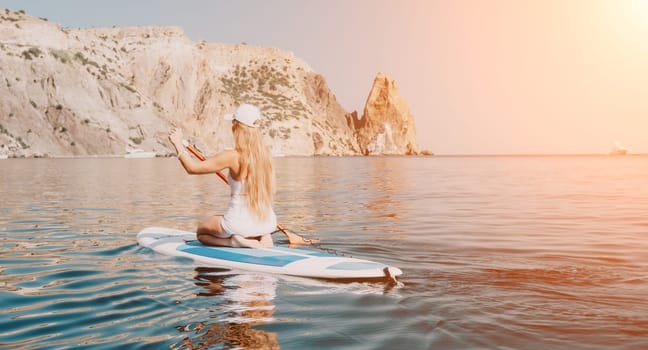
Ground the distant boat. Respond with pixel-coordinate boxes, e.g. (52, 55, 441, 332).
(125, 148, 156, 158)
(609, 141, 628, 156)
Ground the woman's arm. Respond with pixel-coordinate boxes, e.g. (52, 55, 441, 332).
(168, 127, 237, 175)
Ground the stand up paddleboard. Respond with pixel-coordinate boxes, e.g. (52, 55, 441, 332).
(137, 227, 402, 280)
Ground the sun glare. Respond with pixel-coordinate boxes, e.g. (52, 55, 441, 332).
(620, 0, 648, 32)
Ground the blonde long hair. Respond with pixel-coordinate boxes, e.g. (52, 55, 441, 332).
(232, 120, 275, 221)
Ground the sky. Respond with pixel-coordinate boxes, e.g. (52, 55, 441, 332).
(2, 0, 647, 154)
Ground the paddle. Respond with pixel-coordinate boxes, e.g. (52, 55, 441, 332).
(181, 140, 318, 246)
(182, 141, 229, 184)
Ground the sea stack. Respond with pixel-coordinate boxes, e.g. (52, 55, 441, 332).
(351, 72, 419, 155)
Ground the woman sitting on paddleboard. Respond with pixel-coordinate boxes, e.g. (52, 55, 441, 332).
(168, 104, 277, 248)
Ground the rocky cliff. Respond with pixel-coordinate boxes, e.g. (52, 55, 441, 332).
(351, 72, 419, 155)
(0, 9, 420, 157)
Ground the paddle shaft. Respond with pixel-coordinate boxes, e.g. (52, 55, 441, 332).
(184, 142, 290, 236)
(184, 144, 229, 184)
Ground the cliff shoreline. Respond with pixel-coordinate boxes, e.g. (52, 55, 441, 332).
(0, 8, 426, 158)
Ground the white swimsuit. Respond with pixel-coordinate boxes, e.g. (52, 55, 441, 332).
(220, 173, 277, 238)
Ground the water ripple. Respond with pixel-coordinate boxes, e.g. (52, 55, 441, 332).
(1, 157, 648, 349)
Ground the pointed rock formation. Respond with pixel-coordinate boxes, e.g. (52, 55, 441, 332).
(352, 72, 419, 155)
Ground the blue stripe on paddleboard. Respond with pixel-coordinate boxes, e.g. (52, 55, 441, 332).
(326, 261, 386, 271)
(177, 241, 307, 267)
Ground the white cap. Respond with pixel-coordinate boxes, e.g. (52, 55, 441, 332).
(224, 104, 262, 128)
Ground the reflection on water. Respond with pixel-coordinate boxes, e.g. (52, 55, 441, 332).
(2, 156, 648, 349)
(174, 268, 279, 349)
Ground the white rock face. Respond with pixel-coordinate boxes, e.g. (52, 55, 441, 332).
(0, 9, 420, 158)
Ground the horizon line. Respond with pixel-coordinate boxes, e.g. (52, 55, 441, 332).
(432, 153, 647, 157)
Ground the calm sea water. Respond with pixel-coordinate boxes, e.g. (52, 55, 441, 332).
(1, 156, 647, 349)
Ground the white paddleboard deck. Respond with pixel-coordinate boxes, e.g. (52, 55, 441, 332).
(137, 227, 402, 280)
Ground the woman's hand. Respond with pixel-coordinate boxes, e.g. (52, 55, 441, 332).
(168, 127, 184, 151)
